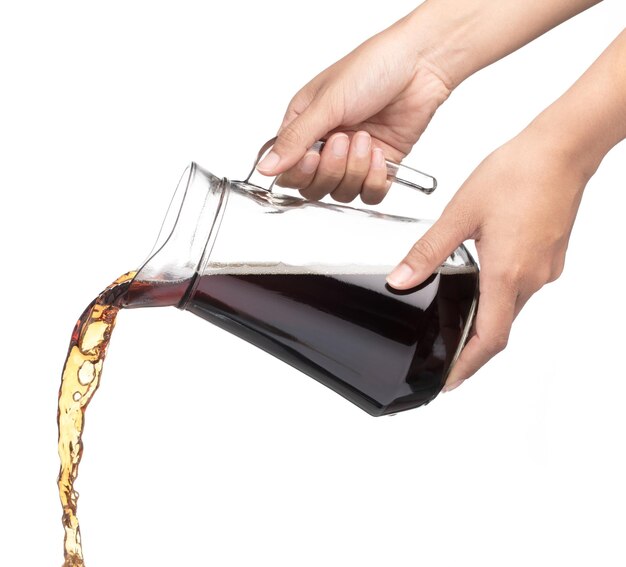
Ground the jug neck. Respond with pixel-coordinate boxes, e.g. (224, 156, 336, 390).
(125, 163, 229, 308)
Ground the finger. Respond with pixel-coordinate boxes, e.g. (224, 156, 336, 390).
(331, 131, 372, 203)
(257, 98, 336, 176)
(443, 279, 517, 388)
(361, 147, 391, 205)
(386, 204, 474, 289)
(300, 133, 349, 201)
(278, 77, 324, 132)
(275, 151, 320, 190)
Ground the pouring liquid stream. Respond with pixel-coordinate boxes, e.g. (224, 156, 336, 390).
(57, 272, 136, 567)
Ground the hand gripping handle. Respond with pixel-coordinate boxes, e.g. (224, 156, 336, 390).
(244, 137, 437, 195)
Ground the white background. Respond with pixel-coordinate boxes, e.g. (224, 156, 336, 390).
(1, 1, 625, 566)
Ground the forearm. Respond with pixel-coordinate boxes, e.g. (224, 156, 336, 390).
(527, 28, 626, 178)
(399, 0, 602, 88)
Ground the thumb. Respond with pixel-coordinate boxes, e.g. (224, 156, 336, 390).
(387, 208, 472, 289)
(256, 99, 337, 176)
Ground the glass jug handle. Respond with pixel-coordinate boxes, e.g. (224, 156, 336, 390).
(243, 137, 437, 195)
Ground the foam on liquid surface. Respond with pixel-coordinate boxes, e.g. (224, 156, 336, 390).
(202, 261, 477, 276)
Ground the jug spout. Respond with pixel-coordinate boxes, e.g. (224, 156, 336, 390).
(124, 163, 228, 308)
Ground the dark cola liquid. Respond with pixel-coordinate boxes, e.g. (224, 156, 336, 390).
(184, 266, 478, 416)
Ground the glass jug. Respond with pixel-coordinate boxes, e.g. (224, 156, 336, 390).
(124, 140, 479, 416)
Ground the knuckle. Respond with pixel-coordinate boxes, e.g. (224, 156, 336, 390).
(275, 171, 299, 189)
(344, 167, 367, 184)
(299, 186, 325, 201)
(449, 205, 476, 239)
(345, 155, 369, 175)
(494, 262, 524, 292)
(361, 191, 384, 205)
(407, 238, 439, 266)
(366, 175, 387, 193)
(313, 174, 344, 198)
(339, 171, 362, 188)
(322, 166, 345, 182)
(486, 332, 509, 356)
(288, 92, 308, 114)
(547, 259, 565, 283)
(496, 257, 563, 293)
(281, 105, 300, 130)
(331, 186, 357, 203)
(531, 266, 553, 291)
(546, 270, 561, 284)
(278, 122, 306, 149)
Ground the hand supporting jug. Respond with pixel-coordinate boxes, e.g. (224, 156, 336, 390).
(124, 145, 478, 416)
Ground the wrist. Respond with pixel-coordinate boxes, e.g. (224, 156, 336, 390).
(522, 111, 601, 184)
(400, 4, 482, 90)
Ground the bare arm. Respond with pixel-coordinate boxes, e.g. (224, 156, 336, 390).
(531, 27, 626, 175)
(258, 0, 602, 184)
(388, 28, 626, 391)
(411, 0, 603, 89)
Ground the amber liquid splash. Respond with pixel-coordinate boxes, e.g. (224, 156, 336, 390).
(57, 272, 136, 567)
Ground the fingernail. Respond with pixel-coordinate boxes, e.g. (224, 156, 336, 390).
(299, 152, 319, 175)
(331, 135, 349, 158)
(442, 380, 464, 393)
(372, 147, 385, 168)
(386, 263, 413, 287)
(354, 132, 371, 157)
(257, 151, 280, 173)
